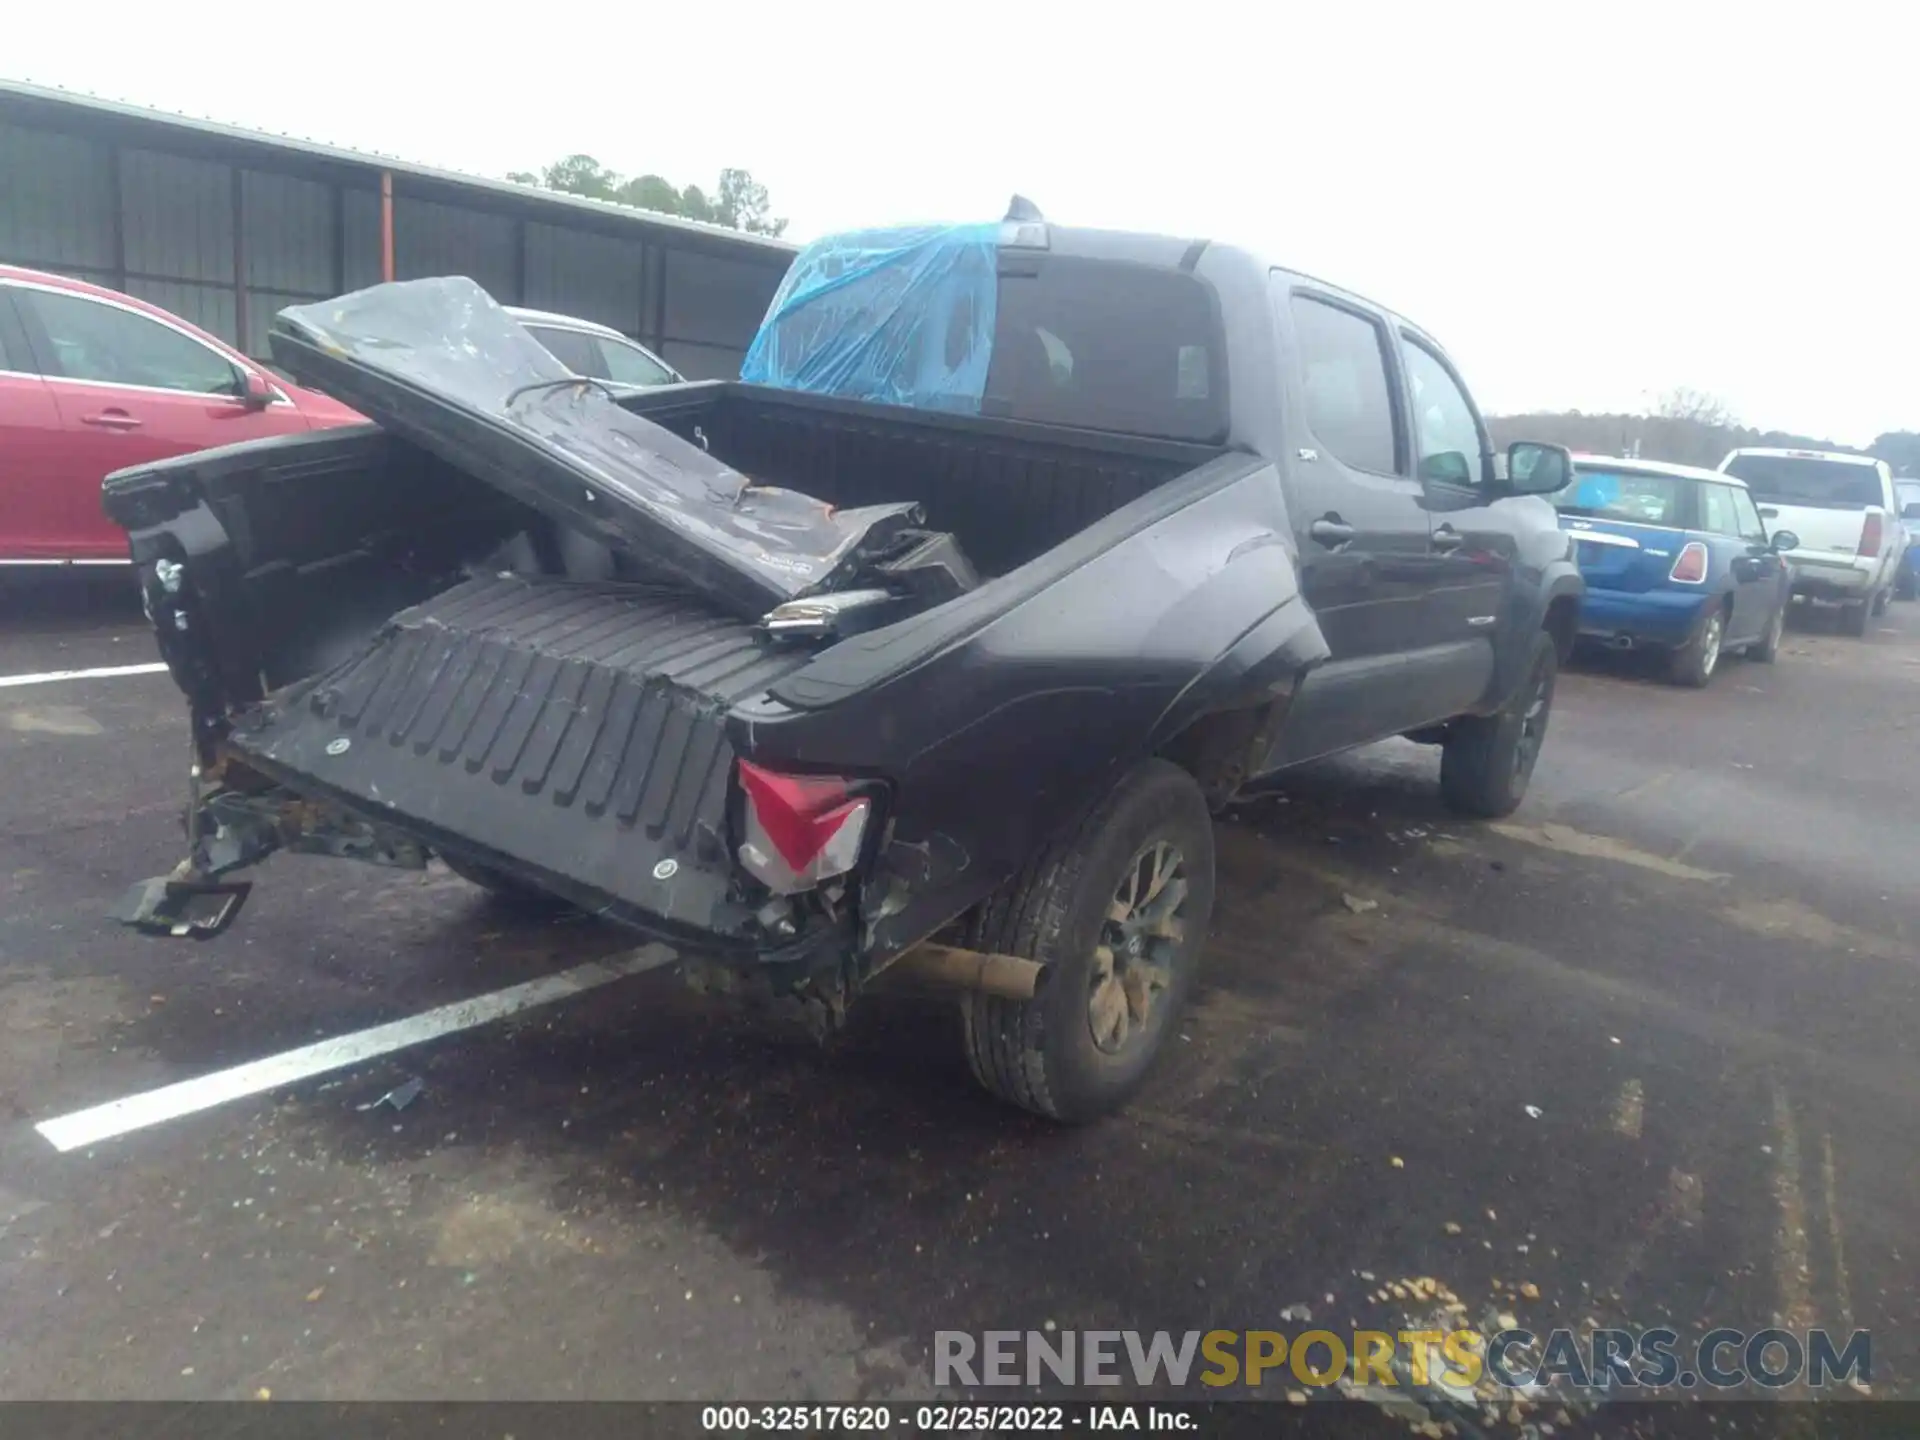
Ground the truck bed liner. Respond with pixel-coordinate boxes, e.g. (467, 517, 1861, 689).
(228, 572, 811, 936)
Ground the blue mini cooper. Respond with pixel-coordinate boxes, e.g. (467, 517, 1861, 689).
(1553, 456, 1798, 687)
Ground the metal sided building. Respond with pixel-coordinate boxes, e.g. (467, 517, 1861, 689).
(0, 80, 797, 380)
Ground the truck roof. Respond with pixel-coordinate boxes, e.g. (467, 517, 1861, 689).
(1722, 446, 1883, 468)
(1039, 223, 1439, 350)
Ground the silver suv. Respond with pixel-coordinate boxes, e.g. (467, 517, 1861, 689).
(505, 306, 683, 390)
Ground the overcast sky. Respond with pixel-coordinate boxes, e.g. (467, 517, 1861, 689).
(8, 3, 1915, 442)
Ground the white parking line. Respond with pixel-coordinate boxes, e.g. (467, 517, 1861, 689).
(0, 662, 169, 689)
(34, 945, 675, 1153)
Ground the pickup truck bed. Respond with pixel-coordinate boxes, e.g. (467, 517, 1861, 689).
(234, 571, 804, 941)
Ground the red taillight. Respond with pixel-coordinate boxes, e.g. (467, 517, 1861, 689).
(735, 759, 871, 895)
(1669, 541, 1709, 584)
(1859, 512, 1883, 557)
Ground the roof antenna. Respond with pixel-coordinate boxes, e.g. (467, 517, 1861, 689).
(1004, 195, 1045, 223)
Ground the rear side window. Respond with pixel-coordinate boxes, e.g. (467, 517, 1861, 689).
(1290, 294, 1399, 475)
(1722, 453, 1884, 509)
(525, 324, 605, 379)
(1556, 467, 1685, 527)
(596, 336, 675, 388)
(1700, 483, 1744, 537)
(1729, 486, 1769, 543)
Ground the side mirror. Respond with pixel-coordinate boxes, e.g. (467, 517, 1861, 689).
(1902, 503, 1920, 521)
(1758, 506, 1780, 520)
(1506, 440, 1573, 496)
(1770, 530, 1800, 554)
(239, 369, 274, 411)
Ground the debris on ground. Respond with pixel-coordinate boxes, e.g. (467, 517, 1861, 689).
(356, 1078, 424, 1114)
(1278, 1302, 1312, 1323)
(1523, 1104, 1543, 1119)
(1342, 892, 1380, 915)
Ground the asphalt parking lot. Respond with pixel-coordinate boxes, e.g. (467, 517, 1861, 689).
(1, 575, 1916, 1417)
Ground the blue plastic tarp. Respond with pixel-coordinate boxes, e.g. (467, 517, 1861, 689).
(740, 223, 998, 413)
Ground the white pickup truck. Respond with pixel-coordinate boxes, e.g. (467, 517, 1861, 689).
(1718, 448, 1909, 636)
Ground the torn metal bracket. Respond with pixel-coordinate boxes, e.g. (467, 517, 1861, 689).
(110, 875, 253, 939)
(195, 789, 429, 874)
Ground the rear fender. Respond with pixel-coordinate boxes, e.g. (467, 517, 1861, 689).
(1148, 576, 1330, 807)
(739, 462, 1315, 965)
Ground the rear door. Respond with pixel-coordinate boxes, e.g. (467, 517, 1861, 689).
(1702, 481, 1782, 642)
(12, 283, 311, 557)
(0, 286, 74, 561)
(1267, 283, 1447, 760)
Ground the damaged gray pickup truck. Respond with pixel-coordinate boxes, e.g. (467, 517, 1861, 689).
(103, 212, 1582, 1121)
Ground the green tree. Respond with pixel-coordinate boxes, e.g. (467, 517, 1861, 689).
(506, 153, 623, 201)
(1869, 431, 1920, 477)
(713, 168, 788, 237)
(508, 155, 786, 236)
(678, 184, 716, 226)
(620, 174, 685, 213)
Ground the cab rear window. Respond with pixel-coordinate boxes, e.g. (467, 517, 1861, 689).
(1722, 454, 1882, 509)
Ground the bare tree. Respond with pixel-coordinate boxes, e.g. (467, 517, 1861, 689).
(1650, 386, 1739, 429)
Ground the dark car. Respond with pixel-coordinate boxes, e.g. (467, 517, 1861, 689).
(1553, 455, 1797, 685)
(101, 209, 1581, 1122)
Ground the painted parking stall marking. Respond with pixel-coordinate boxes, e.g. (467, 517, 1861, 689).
(0, 662, 169, 689)
(34, 945, 676, 1153)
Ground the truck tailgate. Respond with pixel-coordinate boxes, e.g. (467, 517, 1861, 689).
(229, 572, 810, 939)
(1764, 502, 1872, 564)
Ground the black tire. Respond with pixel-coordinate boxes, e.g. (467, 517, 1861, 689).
(1440, 629, 1557, 818)
(1870, 587, 1891, 617)
(960, 759, 1215, 1123)
(1839, 599, 1871, 637)
(1665, 602, 1728, 688)
(1896, 571, 1917, 601)
(440, 852, 569, 911)
(1746, 597, 1785, 663)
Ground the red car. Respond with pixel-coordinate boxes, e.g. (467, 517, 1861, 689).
(0, 265, 362, 565)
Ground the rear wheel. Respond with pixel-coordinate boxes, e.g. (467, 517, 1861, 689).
(1667, 604, 1727, 687)
(960, 759, 1215, 1123)
(1440, 629, 1557, 818)
(1839, 599, 1871, 637)
(1896, 570, 1917, 601)
(1870, 587, 1891, 617)
(1746, 598, 1785, 663)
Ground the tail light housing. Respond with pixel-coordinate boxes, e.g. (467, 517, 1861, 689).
(735, 760, 872, 895)
(1669, 541, 1710, 584)
(1859, 512, 1883, 557)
